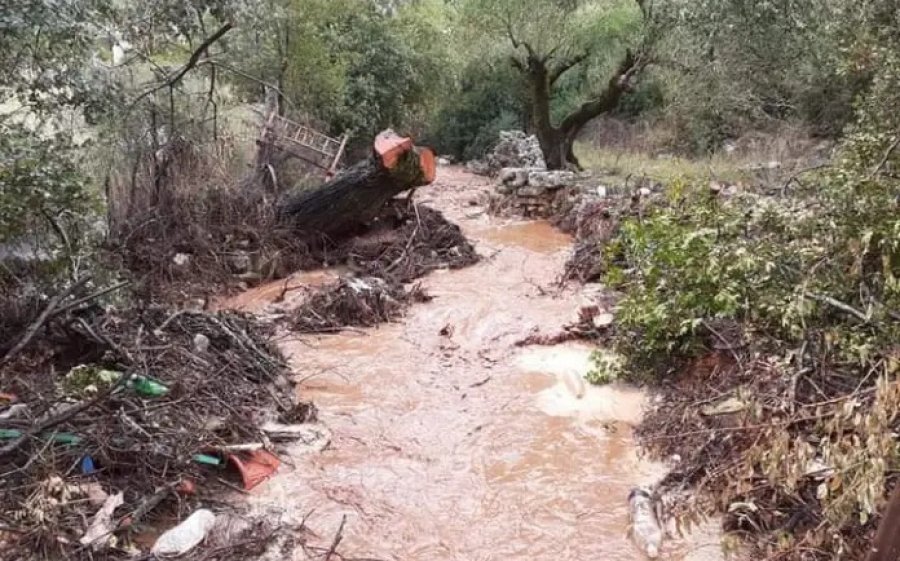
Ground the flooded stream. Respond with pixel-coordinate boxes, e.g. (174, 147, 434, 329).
(224, 167, 723, 560)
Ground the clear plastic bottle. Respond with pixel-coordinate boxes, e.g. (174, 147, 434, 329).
(628, 487, 663, 558)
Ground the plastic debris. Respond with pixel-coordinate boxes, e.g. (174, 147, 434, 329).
(628, 487, 663, 559)
(260, 422, 331, 452)
(0, 403, 28, 420)
(0, 429, 22, 439)
(227, 449, 280, 490)
(151, 509, 217, 557)
(193, 453, 223, 466)
(80, 492, 124, 550)
(81, 456, 97, 474)
(193, 333, 211, 353)
(50, 433, 83, 445)
(127, 375, 169, 397)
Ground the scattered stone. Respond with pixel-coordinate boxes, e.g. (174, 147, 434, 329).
(486, 130, 546, 173)
(638, 187, 652, 198)
(528, 170, 575, 189)
(499, 167, 530, 188)
(517, 185, 548, 198)
(173, 253, 191, 267)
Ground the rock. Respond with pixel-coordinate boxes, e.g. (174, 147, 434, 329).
(228, 251, 252, 274)
(173, 253, 191, 267)
(495, 182, 514, 195)
(486, 130, 546, 173)
(499, 167, 530, 188)
(518, 185, 548, 197)
(638, 187, 652, 198)
(193, 334, 210, 354)
(438, 157, 451, 166)
(528, 170, 575, 189)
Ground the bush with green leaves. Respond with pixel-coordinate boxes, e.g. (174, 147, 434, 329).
(595, 47, 900, 560)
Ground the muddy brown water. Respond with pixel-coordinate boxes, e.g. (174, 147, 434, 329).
(223, 167, 724, 561)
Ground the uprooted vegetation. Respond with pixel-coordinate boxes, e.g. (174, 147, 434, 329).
(575, 93, 900, 558)
(0, 292, 331, 560)
(288, 200, 478, 332)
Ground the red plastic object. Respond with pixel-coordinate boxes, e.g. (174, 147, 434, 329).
(226, 450, 281, 490)
(0, 393, 17, 403)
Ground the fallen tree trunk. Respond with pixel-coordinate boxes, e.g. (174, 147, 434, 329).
(277, 130, 436, 238)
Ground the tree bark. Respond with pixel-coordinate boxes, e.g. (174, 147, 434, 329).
(865, 483, 900, 561)
(277, 131, 436, 239)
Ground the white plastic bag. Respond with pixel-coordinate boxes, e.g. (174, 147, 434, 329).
(152, 509, 217, 557)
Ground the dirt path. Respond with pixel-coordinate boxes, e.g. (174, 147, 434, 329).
(226, 167, 722, 560)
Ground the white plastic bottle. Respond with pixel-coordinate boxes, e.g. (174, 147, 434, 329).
(628, 487, 663, 558)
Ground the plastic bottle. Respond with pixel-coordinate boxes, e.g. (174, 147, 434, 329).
(628, 487, 663, 559)
(127, 375, 169, 397)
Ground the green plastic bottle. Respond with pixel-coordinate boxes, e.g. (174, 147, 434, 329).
(127, 375, 169, 397)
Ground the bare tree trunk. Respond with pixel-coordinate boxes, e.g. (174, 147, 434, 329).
(865, 484, 900, 561)
(277, 131, 436, 239)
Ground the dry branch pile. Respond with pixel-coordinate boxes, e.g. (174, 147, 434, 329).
(0, 297, 311, 561)
(291, 277, 429, 333)
(291, 201, 477, 333)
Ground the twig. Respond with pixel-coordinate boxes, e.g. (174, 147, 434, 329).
(0, 276, 90, 366)
(385, 202, 422, 273)
(52, 281, 131, 316)
(0, 369, 132, 458)
(325, 515, 347, 561)
(804, 292, 870, 323)
(129, 22, 233, 111)
(867, 133, 900, 181)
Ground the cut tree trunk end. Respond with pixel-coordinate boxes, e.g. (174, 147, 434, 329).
(277, 130, 436, 239)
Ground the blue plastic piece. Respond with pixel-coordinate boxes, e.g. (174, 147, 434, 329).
(81, 455, 97, 474)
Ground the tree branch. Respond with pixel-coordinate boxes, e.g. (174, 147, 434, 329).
(129, 21, 233, 111)
(558, 49, 643, 137)
(0, 276, 91, 367)
(550, 51, 590, 85)
(866, 132, 900, 182)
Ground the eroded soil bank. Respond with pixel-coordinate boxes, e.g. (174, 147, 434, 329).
(224, 167, 723, 560)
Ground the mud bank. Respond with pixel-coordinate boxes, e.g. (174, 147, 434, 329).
(222, 167, 724, 560)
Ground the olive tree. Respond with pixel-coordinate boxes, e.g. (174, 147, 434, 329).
(463, 0, 655, 169)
